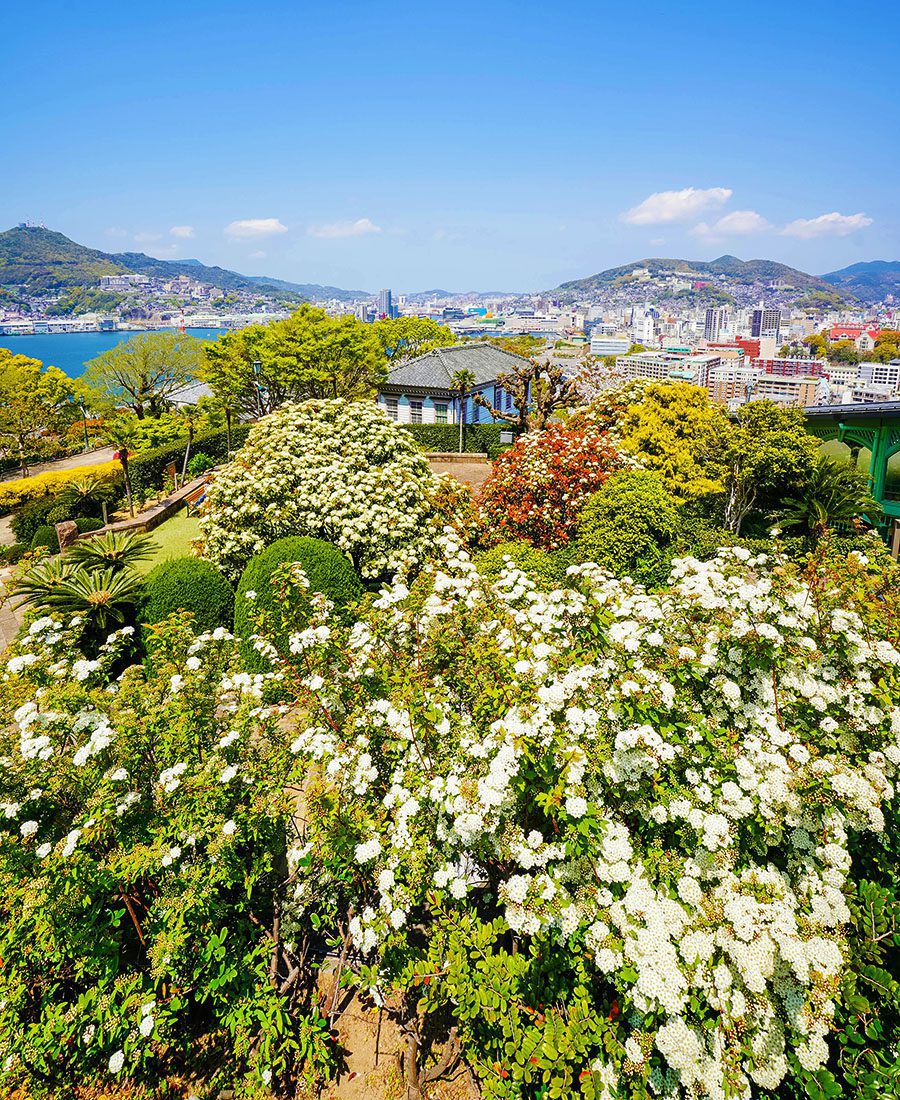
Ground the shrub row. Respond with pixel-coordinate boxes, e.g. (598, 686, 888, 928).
(2, 424, 252, 521)
(11, 486, 121, 544)
(0, 461, 122, 515)
(398, 422, 508, 454)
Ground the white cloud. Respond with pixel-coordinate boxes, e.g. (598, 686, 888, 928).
(248, 250, 267, 259)
(308, 217, 382, 240)
(691, 209, 771, 238)
(781, 211, 873, 239)
(133, 231, 162, 243)
(621, 187, 732, 225)
(104, 226, 129, 239)
(170, 225, 195, 238)
(224, 218, 289, 239)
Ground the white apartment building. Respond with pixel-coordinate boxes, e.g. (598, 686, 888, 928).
(704, 306, 729, 343)
(858, 360, 900, 392)
(616, 351, 721, 388)
(825, 362, 860, 387)
(633, 310, 656, 346)
(849, 382, 896, 404)
(590, 334, 630, 356)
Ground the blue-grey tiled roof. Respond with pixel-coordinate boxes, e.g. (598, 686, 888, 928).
(380, 343, 530, 393)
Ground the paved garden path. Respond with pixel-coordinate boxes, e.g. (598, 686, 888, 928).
(0, 581, 24, 654)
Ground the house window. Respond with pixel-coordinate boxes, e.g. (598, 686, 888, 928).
(435, 402, 448, 424)
(493, 384, 503, 408)
(385, 397, 398, 420)
(410, 400, 423, 424)
(505, 389, 513, 411)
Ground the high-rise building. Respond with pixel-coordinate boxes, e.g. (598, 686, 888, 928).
(378, 288, 393, 319)
(355, 302, 371, 323)
(704, 306, 728, 343)
(751, 308, 781, 343)
(633, 309, 656, 346)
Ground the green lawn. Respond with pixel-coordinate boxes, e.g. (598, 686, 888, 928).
(136, 510, 202, 575)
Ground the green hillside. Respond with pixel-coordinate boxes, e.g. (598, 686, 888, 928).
(823, 260, 900, 303)
(0, 226, 124, 290)
(549, 255, 851, 301)
(0, 225, 366, 301)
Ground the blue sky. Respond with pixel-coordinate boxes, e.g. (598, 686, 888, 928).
(3, 0, 897, 292)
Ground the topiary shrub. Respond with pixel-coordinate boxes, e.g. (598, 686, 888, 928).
(30, 525, 60, 555)
(234, 536, 362, 671)
(569, 469, 682, 587)
(11, 498, 59, 545)
(75, 517, 104, 534)
(200, 400, 438, 581)
(140, 557, 234, 634)
(475, 540, 563, 590)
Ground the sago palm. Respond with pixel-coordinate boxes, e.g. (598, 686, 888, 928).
(11, 557, 79, 609)
(778, 456, 881, 540)
(67, 531, 155, 573)
(61, 475, 103, 515)
(16, 566, 143, 634)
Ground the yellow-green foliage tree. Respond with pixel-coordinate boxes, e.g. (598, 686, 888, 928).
(569, 382, 824, 534)
(372, 316, 456, 360)
(0, 349, 75, 477)
(617, 381, 728, 499)
(80, 332, 204, 419)
(203, 304, 386, 417)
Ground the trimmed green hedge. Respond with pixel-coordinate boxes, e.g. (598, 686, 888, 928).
(140, 557, 235, 634)
(234, 536, 362, 672)
(397, 423, 508, 454)
(129, 424, 252, 498)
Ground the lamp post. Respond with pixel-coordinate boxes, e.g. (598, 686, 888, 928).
(252, 358, 265, 415)
(78, 398, 89, 453)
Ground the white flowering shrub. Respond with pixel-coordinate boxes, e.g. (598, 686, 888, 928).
(0, 613, 334, 1096)
(3, 536, 899, 1098)
(200, 399, 439, 580)
(281, 536, 900, 1099)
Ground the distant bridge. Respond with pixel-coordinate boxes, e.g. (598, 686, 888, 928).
(804, 402, 900, 551)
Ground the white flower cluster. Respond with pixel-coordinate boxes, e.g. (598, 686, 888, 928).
(4, 616, 134, 689)
(286, 536, 900, 1099)
(200, 398, 439, 580)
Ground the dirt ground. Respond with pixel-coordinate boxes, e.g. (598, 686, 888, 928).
(319, 989, 479, 1100)
(426, 455, 492, 492)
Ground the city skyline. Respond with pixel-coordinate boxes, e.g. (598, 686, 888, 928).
(3, 0, 897, 291)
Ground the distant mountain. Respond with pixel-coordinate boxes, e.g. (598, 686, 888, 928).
(548, 255, 851, 303)
(822, 260, 900, 304)
(404, 289, 456, 300)
(0, 226, 367, 302)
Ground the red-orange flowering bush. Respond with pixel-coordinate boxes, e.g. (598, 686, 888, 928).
(477, 426, 623, 549)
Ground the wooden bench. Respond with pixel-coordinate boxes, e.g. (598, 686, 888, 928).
(184, 478, 209, 515)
